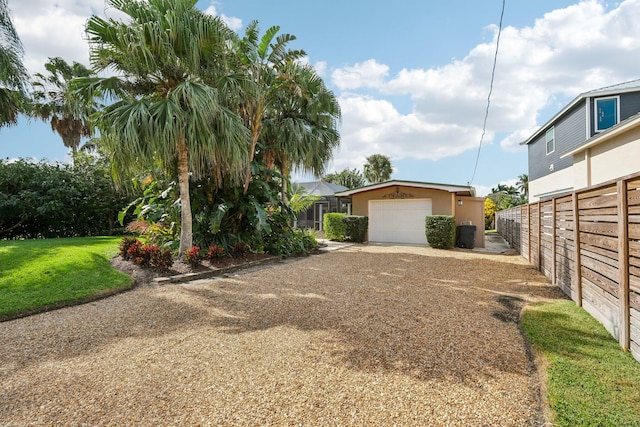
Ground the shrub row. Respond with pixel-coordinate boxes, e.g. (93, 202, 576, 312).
(119, 236, 173, 269)
(323, 213, 368, 243)
(0, 156, 129, 239)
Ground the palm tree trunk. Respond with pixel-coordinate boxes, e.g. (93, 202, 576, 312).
(281, 160, 290, 203)
(242, 106, 263, 195)
(177, 137, 193, 257)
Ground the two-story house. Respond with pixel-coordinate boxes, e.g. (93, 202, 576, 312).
(522, 79, 640, 202)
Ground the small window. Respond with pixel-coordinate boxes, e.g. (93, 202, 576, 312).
(595, 96, 619, 132)
(546, 127, 555, 155)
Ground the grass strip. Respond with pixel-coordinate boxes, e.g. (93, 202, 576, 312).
(0, 236, 132, 320)
(521, 300, 640, 426)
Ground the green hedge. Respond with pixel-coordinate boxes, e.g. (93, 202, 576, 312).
(425, 215, 456, 249)
(323, 213, 347, 241)
(343, 215, 368, 243)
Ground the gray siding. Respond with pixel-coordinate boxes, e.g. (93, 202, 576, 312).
(529, 101, 586, 181)
(589, 92, 640, 135)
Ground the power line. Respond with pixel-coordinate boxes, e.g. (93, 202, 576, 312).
(470, 0, 506, 185)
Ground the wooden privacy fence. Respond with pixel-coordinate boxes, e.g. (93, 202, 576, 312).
(496, 172, 640, 362)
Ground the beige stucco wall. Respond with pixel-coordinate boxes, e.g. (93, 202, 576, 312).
(529, 167, 574, 202)
(350, 186, 485, 248)
(454, 196, 485, 248)
(572, 125, 640, 191)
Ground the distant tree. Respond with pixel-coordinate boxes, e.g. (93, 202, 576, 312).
(488, 183, 524, 210)
(323, 168, 366, 189)
(0, 0, 28, 127)
(31, 57, 96, 159)
(363, 154, 392, 183)
(517, 173, 529, 201)
(484, 198, 498, 230)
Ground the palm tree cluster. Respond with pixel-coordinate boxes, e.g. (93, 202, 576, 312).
(1, 0, 341, 257)
(323, 153, 393, 189)
(487, 174, 528, 210)
(74, 0, 340, 256)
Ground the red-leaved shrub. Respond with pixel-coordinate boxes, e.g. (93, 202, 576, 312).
(184, 246, 201, 267)
(206, 244, 225, 261)
(230, 242, 248, 258)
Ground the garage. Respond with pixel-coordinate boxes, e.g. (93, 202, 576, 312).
(369, 199, 432, 244)
(334, 180, 485, 248)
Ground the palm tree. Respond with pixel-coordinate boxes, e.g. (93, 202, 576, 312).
(0, 0, 28, 127)
(260, 62, 341, 198)
(323, 168, 366, 189)
(31, 57, 95, 158)
(517, 173, 528, 201)
(363, 154, 392, 183)
(76, 0, 249, 257)
(235, 21, 306, 195)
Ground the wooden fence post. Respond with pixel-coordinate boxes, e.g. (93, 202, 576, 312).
(618, 180, 630, 351)
(551, 198, 557, 285)
(572, 192, 582, 306)
(537, 201, 542, 271)
(527, 204, 531, 262)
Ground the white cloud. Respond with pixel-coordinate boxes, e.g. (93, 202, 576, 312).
(11, 1, 97, 76)
(324, 0, 640, 173)
(331, 59, 389, 91)
(202, 4, 242, 31)
(9, 0, 244, 78)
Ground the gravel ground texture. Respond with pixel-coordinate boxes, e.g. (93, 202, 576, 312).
(0, 244, 564, 426)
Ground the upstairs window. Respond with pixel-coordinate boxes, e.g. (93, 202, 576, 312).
(595, 96, 619, 132)
(546, 127, 555, 155)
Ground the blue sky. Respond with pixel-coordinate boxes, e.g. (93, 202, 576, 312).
(2, 0, 640, 195)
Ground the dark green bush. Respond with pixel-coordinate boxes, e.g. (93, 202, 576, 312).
(425, 215, 456, 249)
(343, 215, 368, 243)
(324, 213, 347, 241)
(0, 155, 129, 239)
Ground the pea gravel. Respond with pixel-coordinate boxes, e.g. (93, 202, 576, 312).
(0, 245, 563, 426)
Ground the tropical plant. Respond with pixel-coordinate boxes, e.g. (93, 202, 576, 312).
(76, 0, 249, 257)
(517, 173, 529, 201)
(235, 20, 306, 195)
(323, 168, 366, 189)
(259, 62, 341, 198)
(0, 0, 28, 127)
(31, 57, 96, 158)
(363, 154, 392, 183)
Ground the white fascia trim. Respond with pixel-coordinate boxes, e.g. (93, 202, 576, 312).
(334, 180, 475, 197)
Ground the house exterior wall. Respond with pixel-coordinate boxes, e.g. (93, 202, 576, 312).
(573, 124, 640, 191)
(529, 167, 574, 202)
(351, 186, 454, 217)
(454, 196, 486, 248)
(588, 92, 640, 136)
(350, 186, 485, 248)
(529, 101, 586, 181)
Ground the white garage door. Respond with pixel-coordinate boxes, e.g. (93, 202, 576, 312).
(369, 199, 432, 244)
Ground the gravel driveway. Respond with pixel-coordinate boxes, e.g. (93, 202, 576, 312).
(0, 245, 563, 426)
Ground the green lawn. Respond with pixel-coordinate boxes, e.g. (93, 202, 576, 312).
(0, 237, 132, 320)
(521, 300, 640, 426)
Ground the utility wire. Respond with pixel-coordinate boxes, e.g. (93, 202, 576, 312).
(470, 0, 506, 185)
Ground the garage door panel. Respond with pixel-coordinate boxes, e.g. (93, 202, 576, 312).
(369, 199, 432, 244)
